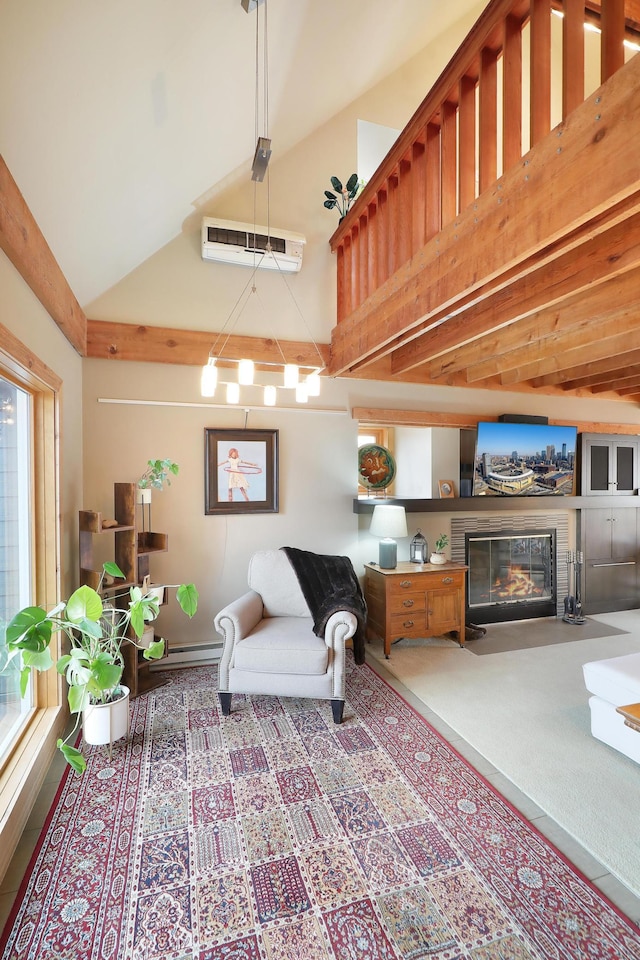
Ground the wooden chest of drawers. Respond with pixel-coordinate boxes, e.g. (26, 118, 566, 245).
(364, 561, 467, 658)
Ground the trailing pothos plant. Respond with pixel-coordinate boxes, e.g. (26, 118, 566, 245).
(3, 563, 198, 773)
(137, 458, 180, 490)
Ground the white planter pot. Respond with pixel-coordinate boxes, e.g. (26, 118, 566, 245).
(83, 686, 130, 746)
(136, 487, 152, 505)
(147, 585, 166, 604)
(140, 625, 156, 649)
(430, 552, 447, 564)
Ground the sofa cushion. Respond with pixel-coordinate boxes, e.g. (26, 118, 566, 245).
(583, 652, 640, 706)
(233, 616, 328, 675)
(247, 549, 311, 618)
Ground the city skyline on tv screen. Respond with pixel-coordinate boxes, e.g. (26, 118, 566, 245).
(473, 421, 577, 496)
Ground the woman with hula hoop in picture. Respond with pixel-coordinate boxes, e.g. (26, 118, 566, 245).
(218, 447, 262, 501)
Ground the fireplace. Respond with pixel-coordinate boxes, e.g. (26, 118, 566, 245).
(465, 529, 556, 624)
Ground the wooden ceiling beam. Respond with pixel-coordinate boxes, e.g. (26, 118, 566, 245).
(498, 319, 640, 385)
(0, 155, 87, 356)
(463, 277, 640, 382)
(590, 376, 640, 395)
(352, 405, 640, 435)
(86, 319, 329, 369)
(534, 348, 640, 388)
(393, 208, 640, 379)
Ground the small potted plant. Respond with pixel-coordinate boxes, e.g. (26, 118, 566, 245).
(3, 563, 198, 773)
(430, 533, 449, 565)
(136, 459, 179, 504)
(323, 174, 362, 222)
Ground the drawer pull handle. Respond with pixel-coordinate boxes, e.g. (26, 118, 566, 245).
(400, 580, 412, 589)
(403, 599, 414, 607)
(403, 620, 414, 628)
(442, 576, 454, 584)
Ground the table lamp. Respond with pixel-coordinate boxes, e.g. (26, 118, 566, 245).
(370, 504, 408, 569)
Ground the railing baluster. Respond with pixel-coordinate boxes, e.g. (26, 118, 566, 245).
(358, 214, 368, 307)
(459, 75, 477, 211)
(425, 122, 441, 239)
(350, 227, 359, 311)
(441, 98, 458, 224)
(377, 188, 388, 288)
(601, 0, 626, 83)
(398, 157, 413, 265)
(411, 140, 427, 251)
(562, 0, 584, 118)
(387, 173, 399, 276)
(479, 47, 498, 191)
(367, 201, 378, 301)
(503, 14, 522, 170)
(530, 0, 552, 147)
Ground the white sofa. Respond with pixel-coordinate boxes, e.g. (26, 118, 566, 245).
(214, 549, 359, 723)
(582, 651, 640, 764)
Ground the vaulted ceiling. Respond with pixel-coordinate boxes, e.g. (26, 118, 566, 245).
(0, 0, 482, 307)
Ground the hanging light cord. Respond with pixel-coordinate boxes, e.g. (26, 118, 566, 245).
(204, 0, 322, 382)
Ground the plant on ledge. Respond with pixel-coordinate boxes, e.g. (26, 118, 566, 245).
(2, 563, 198, 774)
(323, 173, 361, 221)
(137, 458, 179, 491)
(435, 533, 449, 554)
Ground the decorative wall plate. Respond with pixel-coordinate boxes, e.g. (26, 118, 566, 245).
(358, 444, 396, 490)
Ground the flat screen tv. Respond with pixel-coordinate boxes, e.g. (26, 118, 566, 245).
(473, 421, 577, 497)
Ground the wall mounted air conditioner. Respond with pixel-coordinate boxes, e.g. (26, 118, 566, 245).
(201, 217, 305, 272)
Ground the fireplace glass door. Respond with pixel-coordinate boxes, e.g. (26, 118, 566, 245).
(467, 531, 555, 620)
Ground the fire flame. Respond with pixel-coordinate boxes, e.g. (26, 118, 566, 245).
(493, 566, 544, 598)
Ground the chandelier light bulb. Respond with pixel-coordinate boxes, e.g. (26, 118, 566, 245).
(305, 371, 321, 397)
(238, 358, 255, 385)
(295, 382, 308, 403)
(226, 381, 240, 404)
(264, 384, 277, 406)
(284, 364, 299, 389)
(200, 358, 218, 397)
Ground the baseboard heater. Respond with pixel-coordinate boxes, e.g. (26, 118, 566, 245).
(150, 643, 222, 668)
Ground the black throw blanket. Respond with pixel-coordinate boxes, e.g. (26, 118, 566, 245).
(281, 547, 367, 665)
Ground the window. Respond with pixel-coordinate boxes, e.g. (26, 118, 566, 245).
(0, 326, 61, 784)
(0, 377, 33, 758)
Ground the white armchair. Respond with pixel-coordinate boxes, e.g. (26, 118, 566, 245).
(214, 549, 361, 723)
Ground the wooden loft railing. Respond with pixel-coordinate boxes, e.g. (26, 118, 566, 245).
(329, 0, 638, 340)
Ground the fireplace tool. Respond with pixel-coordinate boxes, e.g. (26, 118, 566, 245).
(562, 550, 585, 624)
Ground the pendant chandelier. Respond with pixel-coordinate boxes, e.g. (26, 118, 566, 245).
(200, 0, 324, 407)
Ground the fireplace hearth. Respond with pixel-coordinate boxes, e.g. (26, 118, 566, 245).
(465, 529, 556, 624)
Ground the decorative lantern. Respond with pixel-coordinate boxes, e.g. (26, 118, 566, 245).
(410, 529, 428, 564)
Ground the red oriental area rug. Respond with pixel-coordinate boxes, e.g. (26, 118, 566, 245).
(2, 660, 640, 959)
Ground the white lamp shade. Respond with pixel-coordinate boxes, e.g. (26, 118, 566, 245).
(264, 384, 277, 406)
(284, 364, 299, 388)
(226, 382, 240, 404)
(305, 371, 321, 396)
(200, 359, 218, 397)
(369, 505, 408, 539)
(238, 358, 255, 385)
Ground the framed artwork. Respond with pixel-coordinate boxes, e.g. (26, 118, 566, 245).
(205, 428, 279, 515)
(438, 479, 456, 499)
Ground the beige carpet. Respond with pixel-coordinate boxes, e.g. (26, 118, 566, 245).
(367, 610, 640, 898)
